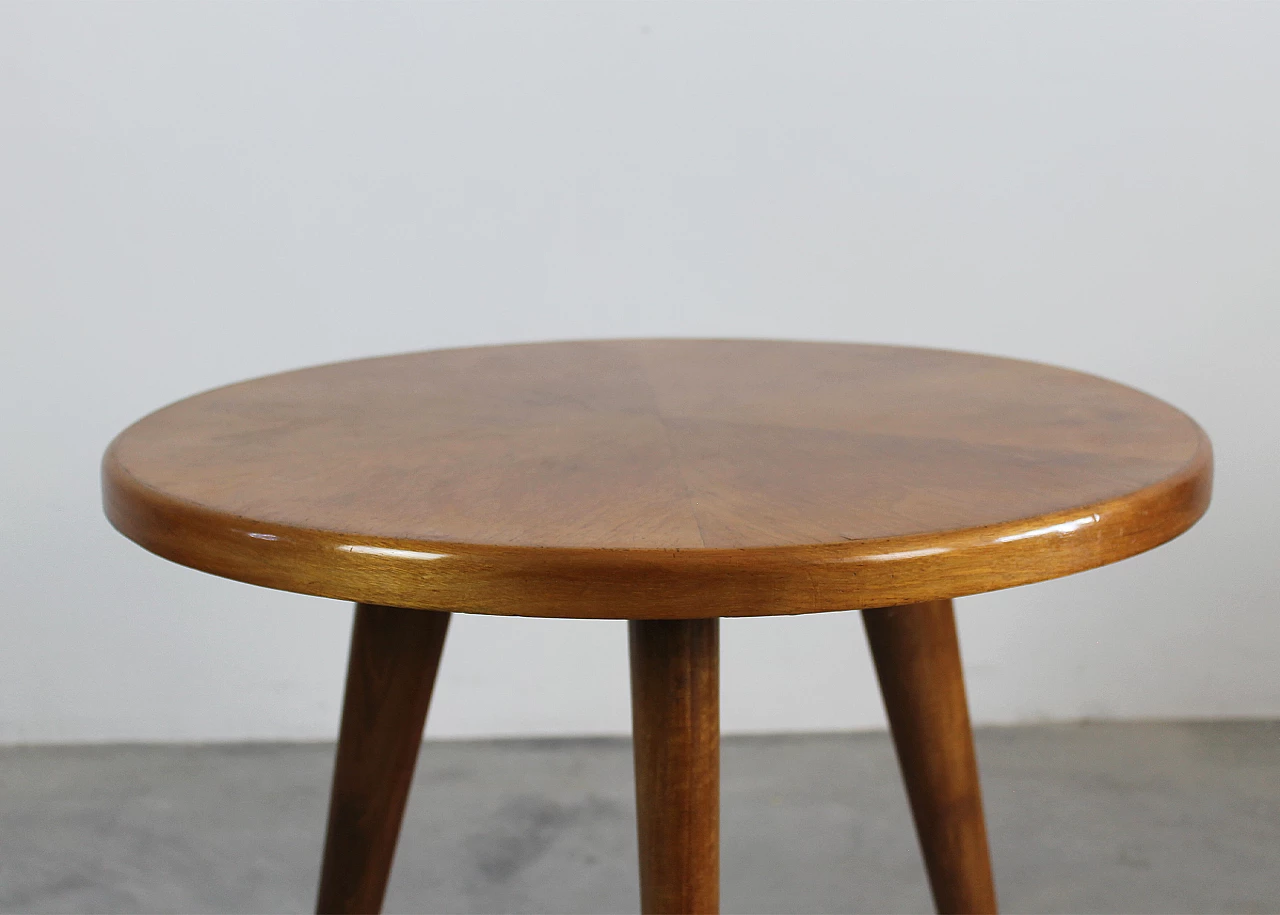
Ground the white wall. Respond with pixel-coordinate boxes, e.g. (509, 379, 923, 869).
(2, 3, 1277, 743)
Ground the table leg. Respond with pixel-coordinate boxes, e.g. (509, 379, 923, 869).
(316, 603, 450, 914)
(629, 618, 720, 915)
(862, 599, 997, 914)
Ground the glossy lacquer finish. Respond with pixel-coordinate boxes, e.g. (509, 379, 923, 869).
(102, 340, 1211, 618)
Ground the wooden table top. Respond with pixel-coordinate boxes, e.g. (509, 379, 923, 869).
(103, 340, 1211, 618)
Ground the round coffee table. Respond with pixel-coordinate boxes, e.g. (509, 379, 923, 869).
(103, 339, 1211, 915)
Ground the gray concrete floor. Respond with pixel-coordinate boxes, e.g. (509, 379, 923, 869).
(0, 722, 1276, 914)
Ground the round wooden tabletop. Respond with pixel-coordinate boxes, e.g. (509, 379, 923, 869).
(103, 340, 1211, 618)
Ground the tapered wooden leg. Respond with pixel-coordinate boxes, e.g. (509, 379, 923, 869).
(316, 603, 450, 915)
(629, 618, 720, 915)
(862, 600, 997, 915)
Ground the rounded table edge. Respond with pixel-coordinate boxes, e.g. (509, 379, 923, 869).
(101, 429, 1213, 619)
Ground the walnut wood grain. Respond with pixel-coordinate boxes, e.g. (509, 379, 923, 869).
(316, 604, 450, 915)
(103, 339, 1212, 617)
(863, 601, 997, 915)
(630, 618, 719, 915)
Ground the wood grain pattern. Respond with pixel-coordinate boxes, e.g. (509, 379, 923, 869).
(863, 601, 997, 915)
(102, 339, 1212, 618)
(316, 604, 450, 915)
(629, 618, 720, 915)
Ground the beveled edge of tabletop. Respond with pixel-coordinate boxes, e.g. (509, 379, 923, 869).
(102, 429, 1212, 620)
